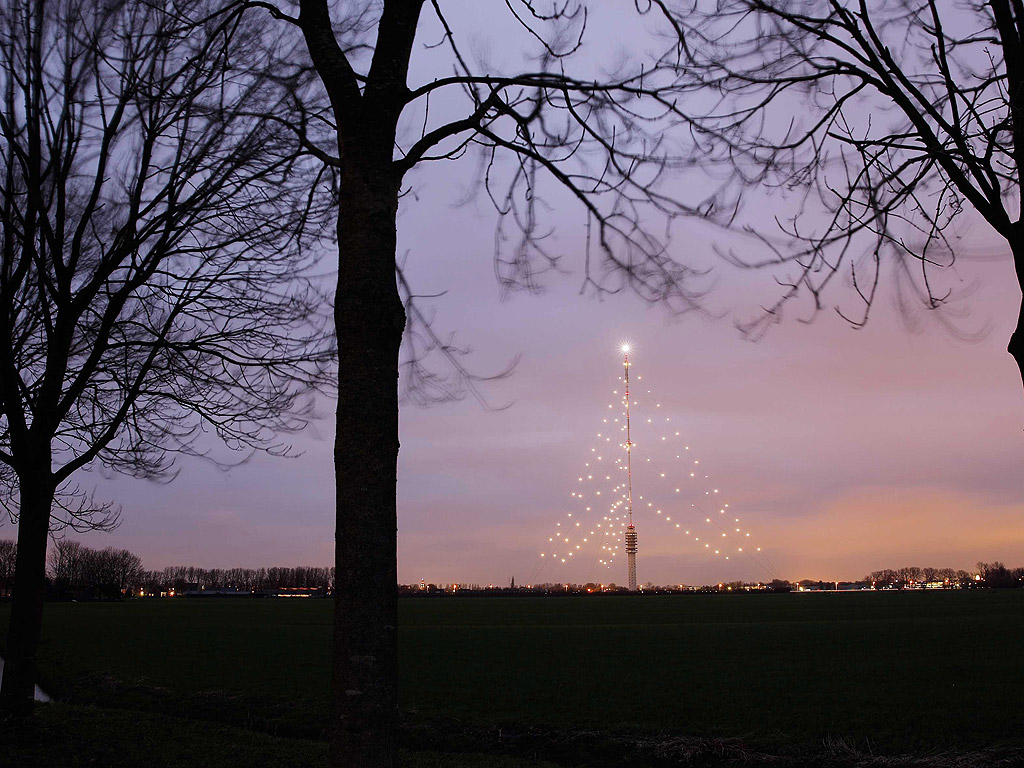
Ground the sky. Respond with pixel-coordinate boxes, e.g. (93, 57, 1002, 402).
(34, 190, 1024, 586)
(6, 3, 1024, 587)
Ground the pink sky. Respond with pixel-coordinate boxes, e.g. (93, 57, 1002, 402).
(9, 5, 1024, 587)
(38, 198, 1024, 586)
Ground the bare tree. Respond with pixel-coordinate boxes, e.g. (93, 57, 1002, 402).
(0, 0, 333, 714)
(107, 548, 144, 597)
(47, 541, 143, 599)
(235, 1, 733, 765)
(661, 0, 1024, 389)
(47, 539, 88, 596)
(80, 545, 143, 599)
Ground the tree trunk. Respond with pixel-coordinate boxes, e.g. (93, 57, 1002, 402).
(0, 470, 53, 716)
(330, 156, 405, 768)
(1008, 228, 1024, 397)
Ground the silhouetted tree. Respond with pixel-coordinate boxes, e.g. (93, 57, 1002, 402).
(898, 566, 924, 585)
(867, 569, 897, 588)
(664, 0, 1024, 391)
(978, 560, 1020, 587)
(0, 0, 332, 715)
(95, 547, 144, 599)
(47, 542, 143, 599)
(140, 562, 334, 593)
(47, 540, 88, 597)
(0, 539, 14, 597)
(242, 1, 720, 765)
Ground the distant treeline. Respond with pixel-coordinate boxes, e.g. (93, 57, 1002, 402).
(3, 537, 1023, 600)
(149, 564, 334, 593)
(48, 540, 144, 601)
(400, 580, 799, 594)
(865, 562, 1024, 589)
(401, 566, 1024, 596)
(0, 538, 334, 600)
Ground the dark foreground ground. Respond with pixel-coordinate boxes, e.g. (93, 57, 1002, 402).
(2, 591, 1023, 767)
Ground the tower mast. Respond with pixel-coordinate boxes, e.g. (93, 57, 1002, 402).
(622, 346, 638, 591)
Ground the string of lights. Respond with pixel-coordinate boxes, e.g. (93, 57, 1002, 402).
(624, 395, 779, 577)
(531, 345, 774, 585)
(526, 404, 625, 584)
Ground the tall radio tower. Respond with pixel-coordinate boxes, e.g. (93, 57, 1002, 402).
(622, 345, 638, 591)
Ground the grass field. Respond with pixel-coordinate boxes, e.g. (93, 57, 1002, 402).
(2, 591, 1023, 765)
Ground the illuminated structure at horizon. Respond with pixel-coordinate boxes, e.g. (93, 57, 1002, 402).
(621, 345, 638, 591)
(531, 343, 775, 589)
